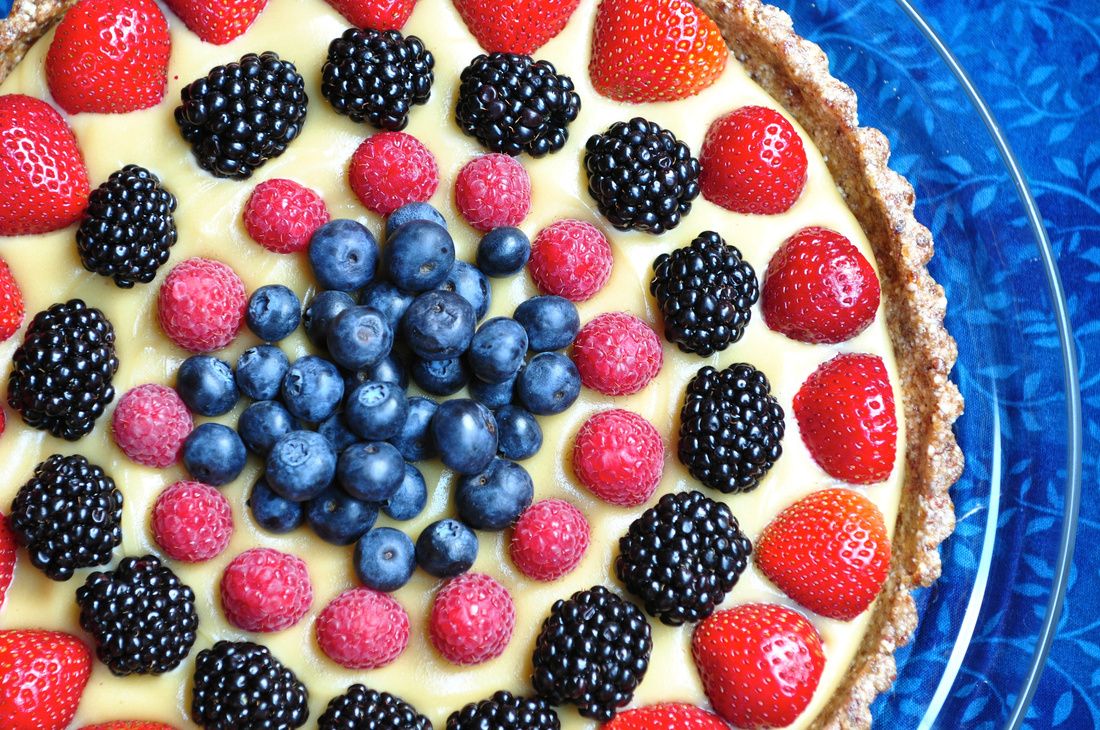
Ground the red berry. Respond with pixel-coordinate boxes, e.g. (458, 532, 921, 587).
(243, 178, 330, 254)
(572, 409, 664, 507)
(316, 587, 409, 669)
(349, 131, 439, 215)
(220, 548, 312, 633)
(605, 702, 731, 730)
(0, 629, 91, 730)
(793, 353, 898, 484)
(700, 105, 807, 215)
(572, 312, 663, 395)
(454, 0, 581, 54)
(0, 258, 25, 342)
(0, 513, 15, 613)
(762, 227, 880, 343)
(692, 604, 824, 729)
(79, 723, 178, 730)
(429, 572, 515, 665)
(528, 219, 613, 301)
(163, 0, 270, 45)
(152, 481, 234, 563)
(324, 0, 417, 30)
(111, 384, 193, 468)
(509, 498, 590, 581)
(157, 257, 247, 353)
(0, 94, 90, 236)
(455, 154, 531, 232)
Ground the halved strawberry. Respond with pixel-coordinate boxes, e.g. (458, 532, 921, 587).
(605, 702, 731, 729)
(163, 0, 269, 45)
(45, 0, 171, 114)
(0, 258, 25, 342)
(325, 0, 417, 31)
(0, 630, 91, 730)
(454, 0, 580, 54)
(590, 0, 728, 103)
(793, 353, 898, 484)
(692, 604, 824, 729)
(0, 94, 90, 236)
(0, 514, 15, 613)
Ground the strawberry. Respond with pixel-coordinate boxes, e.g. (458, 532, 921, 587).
(692, 604, 824, 729)
(163, 0, 270, 45)
(454, 0, 581, 54)
(0, 257, 25, 342)
(756, 488, 891, 621)
(590, 0, 728, 103)
(325, 0, 417, 31)
(793, 353, 898, 484)
(0, 514, 15, 612)
(45, 0, 171, 114)
(605, 702, 731, 729)
(0, 629, 92, 730)
(0, 94, 90, 236)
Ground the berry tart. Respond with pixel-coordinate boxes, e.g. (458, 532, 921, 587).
(0, 0, 963, 728)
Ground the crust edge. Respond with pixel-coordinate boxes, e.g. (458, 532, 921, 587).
(0, 1, 76, 81)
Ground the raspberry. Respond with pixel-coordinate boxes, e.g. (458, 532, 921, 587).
(316, 587, 410, 669)
(157, 258, 246, 353)
(455, 154, 531, 232)
(510, 498, 590, 581)
(243, 178, 330, 254)
(349, 131, 439, 215)
(429, 572, 515, 665)
(220, 548, 312, 633)
(0, 258, 25, 342)
(111, 384, 193, 468)
(573, 409, 664, 506)
(152, 481, 234, 563)
(528, 219, 613, 301)
(572, 312, 663, 395)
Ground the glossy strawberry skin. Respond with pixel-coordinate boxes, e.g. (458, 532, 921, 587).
(590, 0, 728, 103)
(0, 514, 15, 613)
(0, 94, 90, 236)
(163, 0, 269, 45)
(325, 0, 417, 30)
(794, 353, 898, 484)
(46, 0, 171, 114)
(455, 0, 581, 54)
(0, 258, 25, 342)
(0, 629, 92, 730)
(605, 702, 731, 729)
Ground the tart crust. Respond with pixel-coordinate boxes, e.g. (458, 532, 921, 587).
(0, 1, 964, 727)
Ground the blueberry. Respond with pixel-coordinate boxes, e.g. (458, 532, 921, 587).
(468, 317, 528, 384)
(326, 306, 393, 371)
(476, 227, 530, 277)
(309, 219, 379, 291)
(456, 458, 534, 530)
(246, 285, 301, 342)
(238, 400, 295, 455)
(389, 396, 438, 461)
(266, 430, 337, 502)
(517, 352, 580, 415)
(401, 290, 475, 361)
(248, 476, 305, 533)
(435, 260, 491, 320)
(337, 441, 405, 502)
(385, 202, 447, 239)
(304, 290, 356, 346)
(415, 519, 478, 578)
(354, 527, 415, 592)
(177, 355, 238, 417)
(360, 280, 414, 330)
(281, 355, 344, 423)
(182, 423, 247, 486)
(362, 352, 408, 389)
(383, 220, 455, 292)
(469, 373, 517, 409)
(235, 345, 290, 401)
(307, 484, 379, 545)
(495, 404, 542, 460)
(430, 398, 497, 475)
(410, 356, 468, 396)
(318, 413, 359, 453)
(384, 463, 428, 521)
(514, 295, 580, 352)
(345, 381, 409, 440)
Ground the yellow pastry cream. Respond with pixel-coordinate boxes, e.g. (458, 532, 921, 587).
(0, 0, 905, 727)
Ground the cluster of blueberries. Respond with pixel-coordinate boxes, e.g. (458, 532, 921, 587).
(176, 203, 584, 592)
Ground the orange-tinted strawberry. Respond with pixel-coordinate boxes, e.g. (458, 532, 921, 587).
(325, 0, 417, 31)
(0, 514, 15, 612)
(454, 0, 581, 54)
(793, 353, 898, 484)
(756, 488, 891, 621)
(0, 630, 91, 730)
(163, 0, 269, 44)
(605, 702, 732, 729)
(590, 0, 728, 103)
(0, 258, 25, 342)
(692, 604, 824, 729)
(79, 723, 178, 730)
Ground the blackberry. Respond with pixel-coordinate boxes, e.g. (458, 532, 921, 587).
(8, 454, 122, 581)
(447, 691, 559, 730)
(321, 28, 434, 131)
(650, 231, 759, 355)
(76, 165, 178, 288)
(531, 585, 651, 721)
(455, 53, 580, 157)
(176, 52, 308, 179)
(584, 118, 700, 234)
(191, 640, 310, 730)
(678, 363, 785, 493)
(616, 490, 752, 625)
(75, 555, 198, 676)
(7, 299, 119, 440)
(319, 685, 432, 730)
